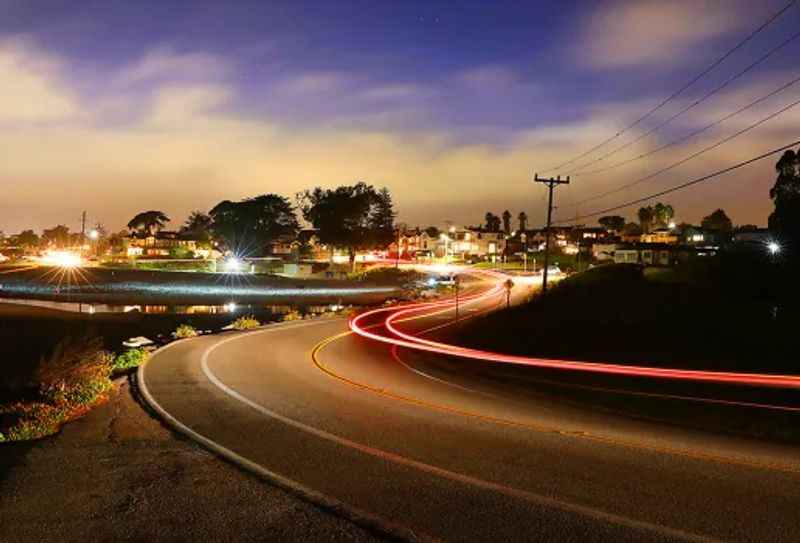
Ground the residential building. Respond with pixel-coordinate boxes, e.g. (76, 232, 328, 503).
(125, 231, 201, 257)
(641, 228, 679, 245)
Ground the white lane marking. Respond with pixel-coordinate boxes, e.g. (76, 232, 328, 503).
(199, 331, 720, 543)
(139, 319, 431, 543)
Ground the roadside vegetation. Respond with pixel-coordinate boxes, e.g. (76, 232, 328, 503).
(231, 315, 260, 330)
(0, 336, 114, 442)
(174, 324, 199, 339)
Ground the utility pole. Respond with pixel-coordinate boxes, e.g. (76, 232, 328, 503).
(454, 275, 460, 322)
(534, 174, 570, 295)
(80, 210, 87, 256)
(395, 226, 401, 269)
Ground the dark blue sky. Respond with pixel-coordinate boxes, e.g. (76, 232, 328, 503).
(1, 0, 798, 231)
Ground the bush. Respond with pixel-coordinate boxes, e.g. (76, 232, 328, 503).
(174, 324, 198, 339)
(281, 309, 303, 322)
(0, 336, 115, 442)
(231, 315, 260, 330)
(112, 348, 149, 372)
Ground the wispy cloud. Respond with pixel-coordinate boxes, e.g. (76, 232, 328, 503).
(577, 0, 748, 70)
(0, 36, 79, 123)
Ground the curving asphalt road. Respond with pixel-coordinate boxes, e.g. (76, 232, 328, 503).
(140, 276, 800, 542)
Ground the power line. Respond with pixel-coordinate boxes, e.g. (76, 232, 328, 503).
(560, 93, 800, 210)
(540, 0, 797, 174)
(565, 27, 800, 175)
(555, 139, 800, 224)
(568, 72, 800, 177)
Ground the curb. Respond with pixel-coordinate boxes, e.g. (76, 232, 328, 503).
(136, 321, 432, 543)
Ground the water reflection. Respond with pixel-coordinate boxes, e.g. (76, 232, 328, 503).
(1, 298, 330, 315)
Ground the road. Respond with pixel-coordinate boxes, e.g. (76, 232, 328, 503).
(140, 272, 800, 542)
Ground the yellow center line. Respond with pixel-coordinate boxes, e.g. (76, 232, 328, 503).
(311, 298, 800, 476)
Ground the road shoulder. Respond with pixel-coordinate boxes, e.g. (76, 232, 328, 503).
(0, 377, 380, 543)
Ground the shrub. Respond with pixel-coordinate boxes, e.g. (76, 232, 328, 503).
(112, 348, 149, 372)
(174, 324, 198, 339)
(281, 309, 303, 322)
(231, 315, 260, 330)
(1, 336, 115, 442)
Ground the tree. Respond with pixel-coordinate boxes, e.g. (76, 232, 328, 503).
(637, 203, 674, 232)
(701, 209, 733, 233)
(209, 194, 299, 256)
(622, 222, 642, 238)
(424, 226, 441, 238)
(653, 202, 675, 228)
(299, 182, 393, 271)
(769, 148, 800, 250)
(518, 211, 528, 232)
(12, 230, 39, 248)
(127, 211, 170, 236)
(41, 225, 71, 248)
(598, 215, 625, 233)
(502, 210, 512, 234)
(637, 207, 654, 233)
(369, 187, 396, 249)
(181, 211, 213, 242)
(484, 212, 501, 232)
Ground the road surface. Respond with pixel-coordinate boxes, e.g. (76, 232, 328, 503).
(140, 274, 800, 542)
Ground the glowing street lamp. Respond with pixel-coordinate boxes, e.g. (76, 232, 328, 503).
(767, 241, 781, 255)
(224, 257, 243, 273)
(440, 233, 450, 262)
(88, 229, 99, 240)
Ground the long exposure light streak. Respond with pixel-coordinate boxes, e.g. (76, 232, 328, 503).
(350, 270, 800, 390)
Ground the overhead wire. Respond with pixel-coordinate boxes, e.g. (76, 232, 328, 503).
(539, 0, 797, 174)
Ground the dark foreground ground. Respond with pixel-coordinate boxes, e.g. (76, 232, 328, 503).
(0, 378, 378, 543)
(0, 303, 283, 401)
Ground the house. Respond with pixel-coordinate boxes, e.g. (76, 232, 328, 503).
(443, 227, 505, 259)
(592, 243, 619, 262)
(641, 228, 678, 245)
(125, 231, 201, 257)
(613, 243, 674, 266)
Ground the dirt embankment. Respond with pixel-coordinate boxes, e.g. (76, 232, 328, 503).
(0, 378, 380, 542)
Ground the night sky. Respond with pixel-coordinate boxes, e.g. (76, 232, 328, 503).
(2, 0, 799, 233)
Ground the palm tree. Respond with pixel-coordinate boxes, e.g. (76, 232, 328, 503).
(637, 207, 653, 234)
(502, 210, 512, 234)
(484, 212, 500, 232)
(518, 211, 528, 232)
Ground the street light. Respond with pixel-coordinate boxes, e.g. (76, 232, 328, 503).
(88, 229, 99, 240)
(440, 233, 450, 262)
(767, 241, 781, 255)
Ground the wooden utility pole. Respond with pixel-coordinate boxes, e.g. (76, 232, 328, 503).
(80, 210, 87, 256)
(534, 174, 570, 295)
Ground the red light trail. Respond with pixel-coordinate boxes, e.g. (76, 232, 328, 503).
(350, 269, 800, 390)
